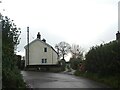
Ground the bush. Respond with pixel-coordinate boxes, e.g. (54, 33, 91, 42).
(74, 70, 82, 76)
(85, 41, 120, 76)
(2, 55, 26, 88)
(2, 16, 26, 89)
(70, 58, 82, 70)
(58, 59, 66, 71)
(2, 68, 26, 88)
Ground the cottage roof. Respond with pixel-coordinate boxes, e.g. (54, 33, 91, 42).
(24, 38, 58, 54)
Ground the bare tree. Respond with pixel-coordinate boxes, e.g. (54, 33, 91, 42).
(55, 42, 71, 60)
(70, 44, 84, 59)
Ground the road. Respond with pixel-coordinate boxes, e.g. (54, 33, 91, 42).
(21, 71, 110, 88)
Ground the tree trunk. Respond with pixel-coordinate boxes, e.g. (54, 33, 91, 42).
(63, 54, 65, 60)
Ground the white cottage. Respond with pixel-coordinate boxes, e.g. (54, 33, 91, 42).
(24, 32, 59, 68)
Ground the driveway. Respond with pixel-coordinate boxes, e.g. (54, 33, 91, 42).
(21, 71, 110, 88)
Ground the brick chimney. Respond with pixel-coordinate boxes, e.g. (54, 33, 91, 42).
(37, 32, 41, 39)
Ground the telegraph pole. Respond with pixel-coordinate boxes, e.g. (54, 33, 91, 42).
(27, 27, 29, 65)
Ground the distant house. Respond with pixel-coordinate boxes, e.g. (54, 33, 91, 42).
(24, 32, 59, 68)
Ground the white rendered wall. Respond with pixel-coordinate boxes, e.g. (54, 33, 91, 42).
(25, 39, 58, 66)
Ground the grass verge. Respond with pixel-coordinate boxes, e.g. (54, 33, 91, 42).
(74, 70, 120, 88)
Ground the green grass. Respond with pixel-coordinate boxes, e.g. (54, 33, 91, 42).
(74, 70, 120, 88)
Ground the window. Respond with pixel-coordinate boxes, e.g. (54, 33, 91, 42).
(45, 59, 47, 63)
(44, 47, 47, 52)
(41, 59, 47, 63)
(42, 59, 44, 63)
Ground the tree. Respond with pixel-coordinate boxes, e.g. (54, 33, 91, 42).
(70, 44, 84, 59)
(55, 41, 71, 60)
(2, 16, 25, 88)
(69, 44, 84, 70)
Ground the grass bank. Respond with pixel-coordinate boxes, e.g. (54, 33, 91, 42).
(74, 70, 120, 88)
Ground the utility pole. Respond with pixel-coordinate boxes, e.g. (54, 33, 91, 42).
(27, 27, 29, 65)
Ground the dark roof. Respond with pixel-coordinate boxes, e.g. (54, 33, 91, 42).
(24, 38, 58, 54)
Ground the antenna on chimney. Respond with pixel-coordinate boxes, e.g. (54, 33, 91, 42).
(27, 27, 29, 65)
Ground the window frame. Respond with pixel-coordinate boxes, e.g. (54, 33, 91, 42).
(42, 59, 44, 63)
(41, 58, 47, 63)
(44, 47, 47, 52)
(44, 59, 47, 63)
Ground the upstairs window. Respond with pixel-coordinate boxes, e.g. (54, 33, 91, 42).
(44, 47, 47, 52)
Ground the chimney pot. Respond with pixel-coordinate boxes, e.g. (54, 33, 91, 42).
(42, 38, 46, 42)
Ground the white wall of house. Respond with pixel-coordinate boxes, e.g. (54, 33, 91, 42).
(25, 39, 58, 66)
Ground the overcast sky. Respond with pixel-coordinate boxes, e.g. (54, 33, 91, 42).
(1, 0, 119, 61)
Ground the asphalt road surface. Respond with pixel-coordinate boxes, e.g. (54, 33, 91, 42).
(21, 71, 110, 88)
